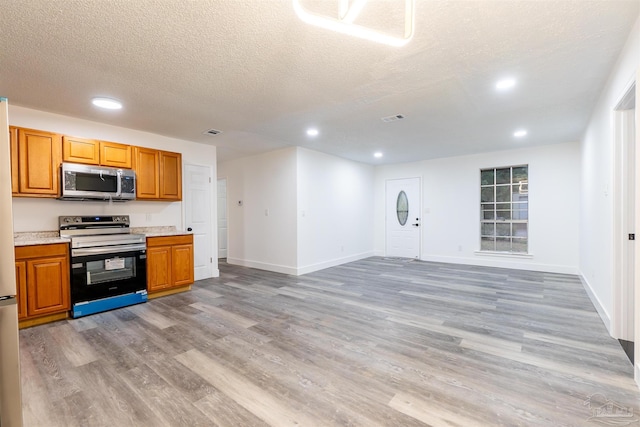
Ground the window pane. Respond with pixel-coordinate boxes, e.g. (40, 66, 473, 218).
(496, 238, 511, 251)
(512, 209, 528, 220)
(481, 187, 494, 203)
(496, 203, 510, 210)
(496, 210, 511, 220)
(483, 210, 495, 220)
(481, 237, 495, 251)
(481, 223, 495, 236)
(512, 166, 528, 183)
(513, 223, 527, 237)
(496, 186, 511, 202)
(512, 238, 528, 253)
(496, 223, 511, 236)
(481, 170, 494, 185)
(496, 168, 511, 184)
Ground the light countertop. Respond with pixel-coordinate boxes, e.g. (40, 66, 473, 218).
(14, 226, 191, 246)
(14, 231, 70, 247)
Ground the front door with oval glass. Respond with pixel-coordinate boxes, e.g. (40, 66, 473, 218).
(386, 178, 421, 258)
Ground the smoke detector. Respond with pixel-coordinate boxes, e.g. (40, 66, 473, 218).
(203, 128, 223, 136)
(381, 114, 405, 123)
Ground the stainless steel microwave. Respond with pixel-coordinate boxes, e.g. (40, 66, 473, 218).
(59, 162, 136, 201)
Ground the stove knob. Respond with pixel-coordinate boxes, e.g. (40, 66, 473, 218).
(64, 217, 71, 223)
(75, 217, 81, 223)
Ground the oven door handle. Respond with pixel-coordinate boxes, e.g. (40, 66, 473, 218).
(72, 244, 146, 257)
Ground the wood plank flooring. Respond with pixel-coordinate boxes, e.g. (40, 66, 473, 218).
(19, 257, 640, 426)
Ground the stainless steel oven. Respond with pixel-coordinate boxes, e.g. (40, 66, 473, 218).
(59, 215, 147, 318)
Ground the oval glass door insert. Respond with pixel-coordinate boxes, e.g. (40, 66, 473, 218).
(396, 191, 409, 226)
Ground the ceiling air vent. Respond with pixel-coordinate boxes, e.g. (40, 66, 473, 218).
(203, 128, 223, 136)
(381, 114, 405, 123)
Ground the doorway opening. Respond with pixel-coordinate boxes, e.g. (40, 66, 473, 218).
(613, 81, 636, 364)
(217, 178, 228, 259)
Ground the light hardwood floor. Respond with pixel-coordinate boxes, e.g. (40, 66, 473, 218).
(20, 258, 640, 426)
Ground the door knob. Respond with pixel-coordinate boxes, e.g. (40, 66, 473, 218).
(187, 227, 193, 231)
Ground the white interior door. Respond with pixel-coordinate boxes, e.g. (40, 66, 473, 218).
(184, 164, 213, 280)
(217, 178, 228, 258)
(386, 177, 421, 258)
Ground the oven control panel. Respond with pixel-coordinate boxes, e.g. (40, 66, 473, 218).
(59, 215, 130, 229)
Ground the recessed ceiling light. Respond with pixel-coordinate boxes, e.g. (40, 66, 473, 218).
(513, 129, 527, 138)
(91, 97, 122, 110)
(496, 78, 516, 91)
(374, 152, 383, 158)
(306, 128, 319, 137)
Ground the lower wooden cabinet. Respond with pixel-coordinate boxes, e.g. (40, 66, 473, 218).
(15, 243, 70, 321)
(147, 234, 194, 294)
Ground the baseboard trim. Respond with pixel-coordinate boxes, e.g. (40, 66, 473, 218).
(421, 254, 578, 275)
(296, 251, 375, 275)
(227, 252, 375, 276)
(579, 271, 612, 334)
(226, 258, 298, 275)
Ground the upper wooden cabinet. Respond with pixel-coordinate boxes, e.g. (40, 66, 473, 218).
(62, 136, 100, 165)
(10, 127, 18, 194)
(100, 141, 131, 168)
(134, 147, 182, 201)
(134, 147, 160, 198)
(14, 127, 62, 197)
(160, 151, 182, 200)
(63, 137, 132, 168)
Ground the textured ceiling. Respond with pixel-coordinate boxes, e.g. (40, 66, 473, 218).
(1, 0, 638, 165)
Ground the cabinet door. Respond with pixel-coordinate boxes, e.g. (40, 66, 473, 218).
(134, 147, 159, 199)
(26, 256, 70, 317)
(18, 128, 62, 196)
(62, 136, 100, 165)
(160, 151, 182, 200)
(10, 126, 18, 194)
(15, 261, 27, 320)
(172, 244, 194, 287)
(100, 141, 131, 168)
(147, 246, 171, 292)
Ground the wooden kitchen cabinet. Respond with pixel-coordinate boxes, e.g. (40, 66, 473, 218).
(63, 135, 100, 165)
(63, 137, 132, 168)
(14, 127, 62, 197)
(15, 243, 70, 322)
(133, 147, 182, 201)
(100, 141, 132, 168)
(15, 261, 27, 320)
(146, 234, 194, 294)
(160, 151, 182, 200)
(10, 126, 18, 194)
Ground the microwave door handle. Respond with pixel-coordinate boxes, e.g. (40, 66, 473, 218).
(116, 170, 122, 197)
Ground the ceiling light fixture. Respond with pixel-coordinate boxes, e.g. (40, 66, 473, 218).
(496, 78, 516, 91)
(293, 0, 415, 47)
(374, 152, 383, 158)
(513, 129, 527, 138)
(91, 97, 123, 110)
(306, 128, 319, 137)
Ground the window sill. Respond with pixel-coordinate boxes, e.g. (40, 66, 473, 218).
(474, 250, 533, 259)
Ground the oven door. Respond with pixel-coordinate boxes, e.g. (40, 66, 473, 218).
(70, 247, 147, 303)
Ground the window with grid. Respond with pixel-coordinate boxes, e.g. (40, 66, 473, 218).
(480, 165, 528, 253)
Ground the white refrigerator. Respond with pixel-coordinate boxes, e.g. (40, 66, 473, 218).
(0, 98, 24, 426)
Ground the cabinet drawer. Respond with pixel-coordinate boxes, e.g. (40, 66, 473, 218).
(15, 243, 69, 260)
(147, 234, 192, 247)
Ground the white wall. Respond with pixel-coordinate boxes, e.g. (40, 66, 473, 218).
(296, 147, 374, 274)
(374, 142, 581, 274)
(8, 105, 219, 275)
(218, 147, 298, 274)
(580, 15, 640, 332)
